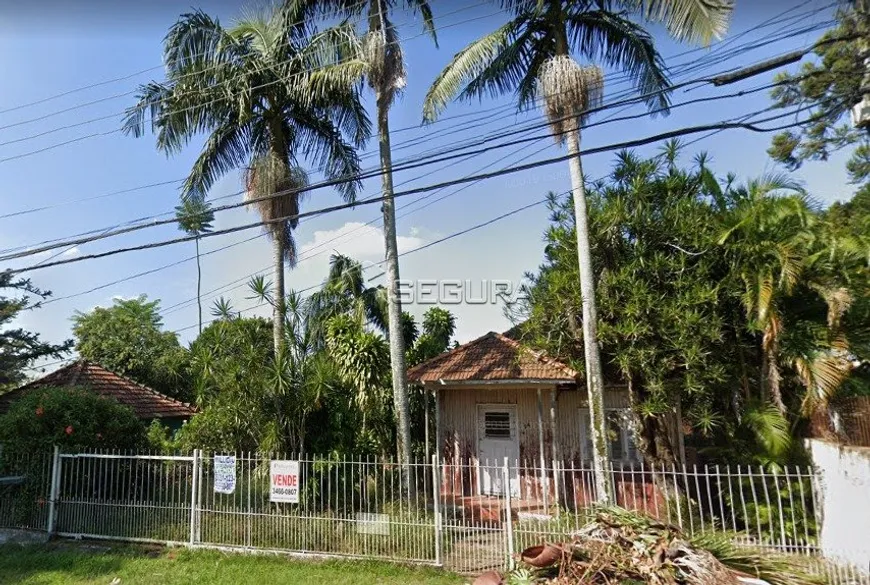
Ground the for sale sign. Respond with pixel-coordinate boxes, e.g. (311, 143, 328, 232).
(269, 460, 300, 503)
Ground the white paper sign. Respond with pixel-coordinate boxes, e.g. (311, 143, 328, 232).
(213, 455, 236, 494)
(355, 513, 390, 536)
(269, 460, 299, 503)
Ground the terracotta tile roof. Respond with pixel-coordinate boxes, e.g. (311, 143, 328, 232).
(0, 360, 196, 420)
(407, 331, 578, 384)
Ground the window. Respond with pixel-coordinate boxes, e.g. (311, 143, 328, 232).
(484, 411, 512, 439)
(579, 408, 640, 464)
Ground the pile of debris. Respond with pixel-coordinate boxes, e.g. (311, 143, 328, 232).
(473, 507, 823, 585)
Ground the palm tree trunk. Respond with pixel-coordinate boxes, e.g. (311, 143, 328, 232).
(565, 122, 614, 505)
(377, 94, 413, 495)
(763, 333, 787, 415)
(273, 233, 286, 354)
(196, 236, 203, 336)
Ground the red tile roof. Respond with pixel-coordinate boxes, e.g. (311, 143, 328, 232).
(407, 331, 578, 384)
(0, 360, 196, 420)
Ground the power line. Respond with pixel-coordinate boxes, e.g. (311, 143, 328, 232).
(0, 0, 373, 119)
(4, 102, 836, 277)
(0, 3, 503, 165)
(161, 135, 556, 317)
(0, 47, 849, 266)
(171, 194, 555, 334)
(0, 3, 836, 226)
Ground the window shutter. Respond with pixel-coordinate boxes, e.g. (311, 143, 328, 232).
(484, 411, 512, 439)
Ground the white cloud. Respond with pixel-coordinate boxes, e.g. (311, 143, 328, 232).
(61, 247, 80, 257)
(297, 222, 426, 264)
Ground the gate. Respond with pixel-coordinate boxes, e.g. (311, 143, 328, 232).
(55, 451, 196, 543)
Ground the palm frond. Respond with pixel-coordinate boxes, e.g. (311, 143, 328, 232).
(422, 17, 526, 122)
(121, 82, 173, 140)
(797, 352, 853, 414)
(407, 0, 438, 46)
(566, 8, 671, 112)
(691, 532, 825, 585)
(631, 0, 734, 46)
(296, 114, 362, 202)
(743, 400, 792, 460)
(182, 119, 253, 200)
(164, 10, 234, 75)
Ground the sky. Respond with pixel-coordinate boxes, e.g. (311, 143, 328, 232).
(0, 0, 859, 377)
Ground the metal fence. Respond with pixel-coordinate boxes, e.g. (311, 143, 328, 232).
(1, 448, 868, 582)
(811, 396, 870, 448)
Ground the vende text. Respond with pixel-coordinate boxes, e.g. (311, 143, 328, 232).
(272, 474, 297, 487)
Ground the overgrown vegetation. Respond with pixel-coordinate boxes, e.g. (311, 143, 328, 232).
(508, 144, 870, 469)
(501, 507, 824, 585)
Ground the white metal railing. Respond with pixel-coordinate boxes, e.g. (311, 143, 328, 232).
(0, 448, 868, 582)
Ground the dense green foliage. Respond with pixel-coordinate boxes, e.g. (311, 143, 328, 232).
(142, 257, 457, 456)
(0, 272, 71, 389)
(71, 296, 192, 401)
(509, 144, 870, 466)
(0, 386, 146, 452)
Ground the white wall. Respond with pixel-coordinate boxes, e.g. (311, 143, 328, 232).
(808, 438, 870, 571)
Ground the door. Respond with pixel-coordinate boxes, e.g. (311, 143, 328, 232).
(477, 405, 520, 497)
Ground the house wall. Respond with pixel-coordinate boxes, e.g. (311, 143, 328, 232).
(437, 385, 630, 466)
(435, 384, 673, 512)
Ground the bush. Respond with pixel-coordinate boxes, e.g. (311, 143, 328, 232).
(0, 386, 146, 452)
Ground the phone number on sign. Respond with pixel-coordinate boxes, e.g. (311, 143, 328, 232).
(271, 488, 298, 495)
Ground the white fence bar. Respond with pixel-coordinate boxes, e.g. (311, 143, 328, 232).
(189, 449, 200, 546)
(503, 456, 515, 571)
(432, 454, 442, 567)
(46, 445, 61, 535)
(3, 446, 870, 582)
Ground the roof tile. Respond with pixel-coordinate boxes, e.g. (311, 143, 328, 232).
(0, 360, 196, 419)
(407, 331, 578, 383)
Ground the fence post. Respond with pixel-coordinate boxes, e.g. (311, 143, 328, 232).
(46, 446, 61, 536)
(431, 454, 442, 566)
(189, 449, 200, 546)
(503, 456, 515, 571)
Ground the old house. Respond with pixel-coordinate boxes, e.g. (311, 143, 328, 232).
(408, 331, 684, 509)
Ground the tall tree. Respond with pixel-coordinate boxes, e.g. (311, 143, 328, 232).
(768, 1, 870, 184)
(284, 0, 437, 475)
(71, 295, 191, 400)
(0, 271, 71, 389)
(174, 197, 215, 335)
(423, 0, 733, 503)
(123, 8, 369, 354)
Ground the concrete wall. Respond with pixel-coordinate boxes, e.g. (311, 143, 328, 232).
(808, 438, 870, 571)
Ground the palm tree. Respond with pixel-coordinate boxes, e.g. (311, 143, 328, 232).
(422, 0, 733, 503)
(175, 197, 215, 335)
(306, 253, 389, 345)
(719, 175, 856, 417)
(123, 7, 370, 354)
(284, 0, 437, 474)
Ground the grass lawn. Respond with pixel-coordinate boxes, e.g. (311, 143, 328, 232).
(0, 542, 467, 585)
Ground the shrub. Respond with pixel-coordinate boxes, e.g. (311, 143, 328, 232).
(0, 386, 146, 452)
